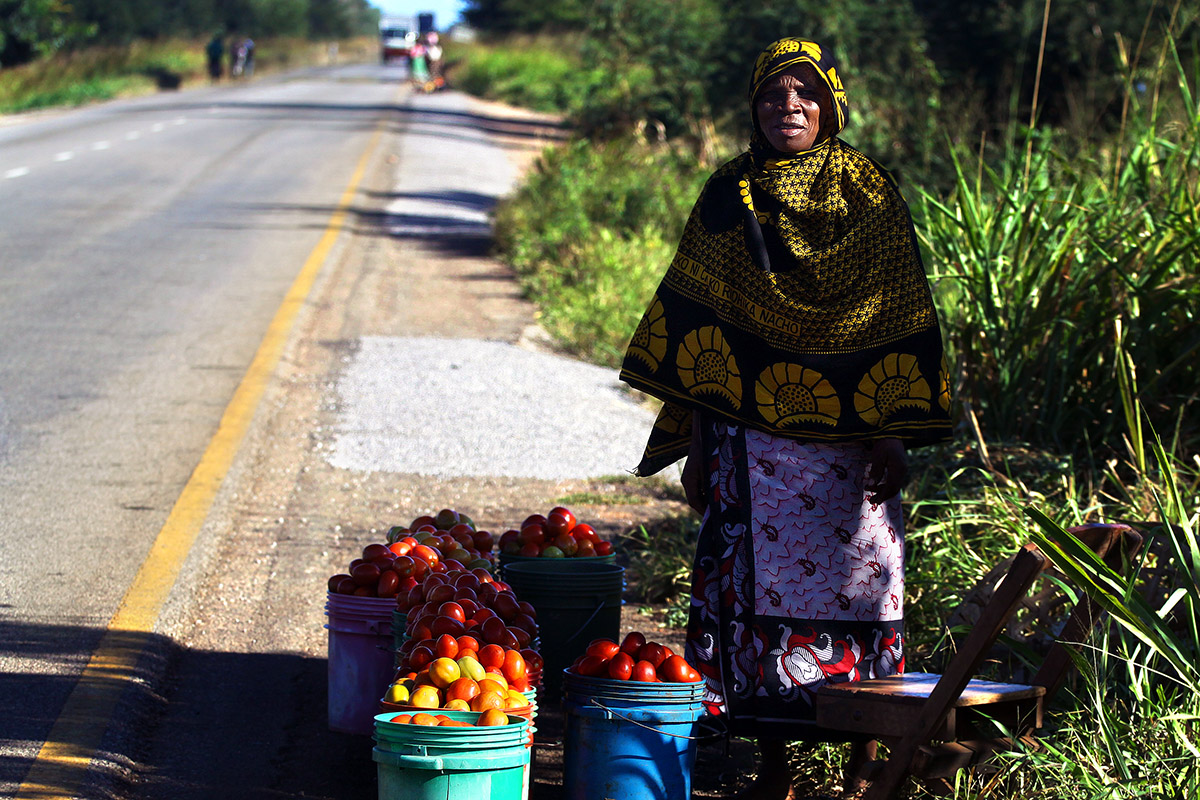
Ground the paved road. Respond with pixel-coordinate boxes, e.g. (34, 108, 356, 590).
(0, 63, 663, 800)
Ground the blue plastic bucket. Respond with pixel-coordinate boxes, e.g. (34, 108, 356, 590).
(325, 592, 394, 735)
(562, 694, 705, 800)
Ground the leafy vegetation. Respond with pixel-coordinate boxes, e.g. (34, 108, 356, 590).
(0, 0, 377, 68)
(0, 35, 376, 113)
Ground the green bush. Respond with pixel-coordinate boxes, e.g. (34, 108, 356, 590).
(494, 136, 711, 364)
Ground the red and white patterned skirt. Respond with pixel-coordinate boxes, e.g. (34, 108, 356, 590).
(684, 420, 906, 739)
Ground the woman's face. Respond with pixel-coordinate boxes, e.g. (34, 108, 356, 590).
(754, 64, 828, 154)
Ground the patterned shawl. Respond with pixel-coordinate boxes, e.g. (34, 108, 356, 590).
(620, 38, 953, 476)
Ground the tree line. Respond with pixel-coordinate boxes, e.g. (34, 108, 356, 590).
(463, 0, 1196, 166)
(0, 0, 379, 67)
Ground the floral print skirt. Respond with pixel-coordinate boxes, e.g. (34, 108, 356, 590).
(684, 420, 906, 740)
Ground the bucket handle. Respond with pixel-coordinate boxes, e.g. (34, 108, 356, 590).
(564, 598, 610, 645)
(373, 750, 445, 770)
(588, 699, 725, 743)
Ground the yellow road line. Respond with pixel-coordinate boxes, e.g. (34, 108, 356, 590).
(15, 122, 386, 800)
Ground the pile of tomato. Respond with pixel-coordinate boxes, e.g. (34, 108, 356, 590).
(568, 632, 702, 683)
(497, 505, 614, 559)
(388, 708, 516, 727)
(327, 509, 496, 598)
(384, 556, 543, 716)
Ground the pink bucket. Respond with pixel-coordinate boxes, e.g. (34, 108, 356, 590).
(325, 592, 395, 735)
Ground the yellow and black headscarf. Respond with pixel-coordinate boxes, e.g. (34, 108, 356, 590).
(620, 37, 953, 476)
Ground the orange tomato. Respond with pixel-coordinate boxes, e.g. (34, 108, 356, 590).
(456, 635, 482, 653)
(443, 698, 471, 711)
(478, 677, 507, 695)
(470, 690, 506, 712)
(428, 657, 461, 688)
(409, 685, 442, 709)
(445, 677, 481, 704)
(477, 708, 509, 726)
(410, 712, 439, 726)
(479, 644, 506, 669)
(390, 714, 413, 724)
(502, 649, 527, 683)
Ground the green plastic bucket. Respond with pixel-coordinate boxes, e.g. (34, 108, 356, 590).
(374, 711, 531, 800)
(498, 552, 616, 578)
(502, 561, 624, 698)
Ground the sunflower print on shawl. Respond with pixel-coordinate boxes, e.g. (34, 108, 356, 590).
(620, 38, 952, 476)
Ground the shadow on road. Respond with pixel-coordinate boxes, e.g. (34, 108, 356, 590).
(0, 620, 373, 800)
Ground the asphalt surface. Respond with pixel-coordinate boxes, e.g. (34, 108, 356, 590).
(0, 61, 670, 800)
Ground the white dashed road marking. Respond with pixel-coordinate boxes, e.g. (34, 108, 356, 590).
(54, 152, 74, 161)
(4, 167, 29, 179)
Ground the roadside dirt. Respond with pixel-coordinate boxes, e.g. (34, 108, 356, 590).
(135, 91, 763, 800)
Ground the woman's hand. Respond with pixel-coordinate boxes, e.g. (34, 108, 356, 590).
(681, 411, 708, 514)
(866, 437, 908, 504)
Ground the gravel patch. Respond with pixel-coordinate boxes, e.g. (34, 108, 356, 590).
(327, 335, 657, 479)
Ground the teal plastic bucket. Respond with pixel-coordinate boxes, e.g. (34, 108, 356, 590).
(325, 592, 394, 735)
(502, 562, 624, 698)
(562, 694, 705, 800)
(374, 711, 531, 800)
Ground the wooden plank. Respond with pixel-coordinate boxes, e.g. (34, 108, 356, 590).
(818, 672, 1045, 706)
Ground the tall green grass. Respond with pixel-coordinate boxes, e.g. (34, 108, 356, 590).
(449, 36, 598, 114)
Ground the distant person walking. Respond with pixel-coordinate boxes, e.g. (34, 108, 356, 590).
(206, 34, 224, 81)
(243, 38, 255, 76)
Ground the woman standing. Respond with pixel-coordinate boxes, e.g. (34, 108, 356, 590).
(620, 38, 953, 799)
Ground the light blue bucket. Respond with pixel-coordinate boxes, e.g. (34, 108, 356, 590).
(562, 694, 705, 800)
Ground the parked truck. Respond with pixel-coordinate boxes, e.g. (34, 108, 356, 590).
(379, 15, 417, 63)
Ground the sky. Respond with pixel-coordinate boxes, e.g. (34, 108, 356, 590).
(373, 0, 467, 28)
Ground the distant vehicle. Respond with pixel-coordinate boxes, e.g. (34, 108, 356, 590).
(380, 16, 418, 62)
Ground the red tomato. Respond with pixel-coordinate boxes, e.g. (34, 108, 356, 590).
(350, 561, 381, 586)
(519, 523, 546, 547)
(434, 634, 459, 659)
(586, 640, 620, 660)
(438, 601, 466, 623)
(607, 652, 634, 681)
(391, 555, 417, 578)
(518, 542, 542, 557)
(594, 541, 613, 556)
(328, 573, 351, 592)
(521, 514, 547, 529)
(548, 506, 577, 530)
(631, 660, 659, 682)
(376, 569, 400, 597)
(334, 575, 358, 595)
(388, 541, 413, 557)
(544, 513, 572, 539)
(472, 530, 494, 552)
(429, 616, 465, 637)
(619, 631, 647, 656)
(575, 655, 609, 677)
(658, 654, 701, 683)
(570, 523, 599, 543)
(637, 643, 669, 668)
(362, 543, 392, 561)
(456, 634, 481, 653)
(575, 539, 597, 558)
